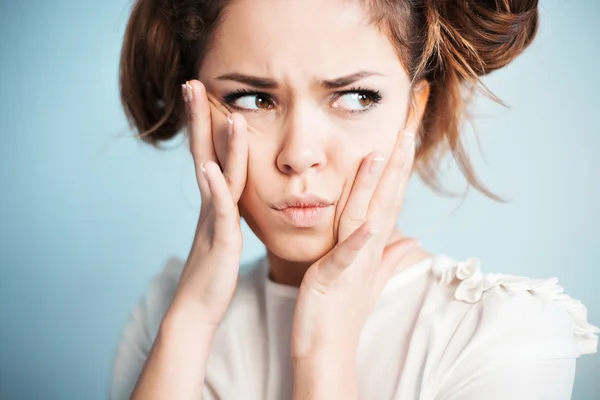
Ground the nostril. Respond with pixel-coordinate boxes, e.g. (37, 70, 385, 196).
(276, 145, 327, 175)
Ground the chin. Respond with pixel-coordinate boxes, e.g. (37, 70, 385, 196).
(263, 229, 335, 264)
(240, 202, 338, 264)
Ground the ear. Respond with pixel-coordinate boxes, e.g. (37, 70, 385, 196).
(404, 79, 430, 135)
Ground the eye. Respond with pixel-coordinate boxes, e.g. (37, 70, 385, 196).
(223, 91, 275, 111)
(331, 88, 382, 113)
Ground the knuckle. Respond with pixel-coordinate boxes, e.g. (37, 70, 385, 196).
(393, 153, 406, 169)
(357, 171, 375, 187)
(213, 205, 231, 220)
(211, 235, 229, 250)
(330, 250, 351, 269)
(186, 109, 198, 123)
(187, 108, 210, 125)
(224, 172, 243, 190)
(343, 216, 365, 229)
(400, 146, 415, 167)
(401, 154, 415, 170)
(369, 196, 385, 213)
(229, 180, 245, 194)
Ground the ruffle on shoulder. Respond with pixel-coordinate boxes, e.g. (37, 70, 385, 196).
(432, 257, 600, 355)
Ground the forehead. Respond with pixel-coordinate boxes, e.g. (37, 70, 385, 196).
(202, 0, 404, 81)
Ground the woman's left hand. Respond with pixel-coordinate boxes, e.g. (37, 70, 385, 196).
(291, 130, 419, 364)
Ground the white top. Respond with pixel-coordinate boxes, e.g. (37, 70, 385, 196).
(110, 254, 599, 400)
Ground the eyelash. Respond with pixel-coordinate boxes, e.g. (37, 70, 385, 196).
(222, 86, 383, 114)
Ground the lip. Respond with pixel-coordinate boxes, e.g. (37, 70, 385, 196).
(273, 194, 334, 228)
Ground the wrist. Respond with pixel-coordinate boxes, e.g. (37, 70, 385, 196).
(162, 299, 219, 343)
(131, 299, 217, 399)
(292, 332, 359, 365)
(292, 346, 357, 371)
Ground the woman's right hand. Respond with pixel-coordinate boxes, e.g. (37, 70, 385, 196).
(171, 79, 249, 330)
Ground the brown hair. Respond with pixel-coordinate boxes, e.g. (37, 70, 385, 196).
(119, 0, 539, 200)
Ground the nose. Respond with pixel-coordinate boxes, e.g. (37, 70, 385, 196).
(276, 104, 327, 175)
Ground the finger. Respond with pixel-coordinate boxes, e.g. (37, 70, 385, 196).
(202, 161, 237, 242)
(222, 113, 249, 202)
(318, 222, 375, 284)
(367, 131, 415, 236)
(183, 80, 218, 200)
(392, 132, 416, 211)
(338, 152, 385, 242)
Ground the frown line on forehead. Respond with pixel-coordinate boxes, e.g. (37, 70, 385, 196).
(215, 71, 386, 90)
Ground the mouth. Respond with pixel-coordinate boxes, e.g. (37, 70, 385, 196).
(272, 194, 334, 228)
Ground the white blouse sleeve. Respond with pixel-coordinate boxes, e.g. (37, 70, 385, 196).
(430, 258, 599, 400)
(110, 294, 153, 400)
(109, 258, 184, 400)
(437, 358, 576, 400)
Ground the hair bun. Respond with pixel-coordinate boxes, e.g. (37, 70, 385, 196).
(424, 0, 539, 79)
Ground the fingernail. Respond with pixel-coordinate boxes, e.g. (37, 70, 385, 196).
(227, 114, 233, 136)
(370, 156, 385, 174)
(181, 84, 188, 103)
(200, 162, 207, 176)
(400, 132, 415, 153)
(185, 81, 193, 103)
(368, 228, 379, 236)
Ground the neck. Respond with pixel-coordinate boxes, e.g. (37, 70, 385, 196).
(266, 229, 434, 287)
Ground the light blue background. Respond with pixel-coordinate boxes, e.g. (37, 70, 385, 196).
(0, 0, 598, 398)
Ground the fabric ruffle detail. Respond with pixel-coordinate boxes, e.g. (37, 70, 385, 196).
(432, 257, 600, 355)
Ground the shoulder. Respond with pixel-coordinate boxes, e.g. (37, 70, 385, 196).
(131, 255, 267, 338)
(110, 256, 266, 399)
(109, 257, 184, 400)
(424, 255, 599, 362)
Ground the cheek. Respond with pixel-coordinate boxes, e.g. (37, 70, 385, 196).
(333, 104, 406, 156)
(237, 176, 267, 243)
(238, 136, 278, 208)
(332, 120, 400, 171)
(329, 120, 402, 221)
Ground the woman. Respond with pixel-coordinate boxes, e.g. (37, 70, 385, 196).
(111, 0, 598, 399)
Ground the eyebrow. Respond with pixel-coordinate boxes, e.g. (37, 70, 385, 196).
(320, 71, 384, 89)
(215, 73, 278, 89)
(215, 70, 383, 90)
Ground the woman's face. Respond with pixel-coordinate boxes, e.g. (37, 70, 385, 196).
(200, 0, 423, 263)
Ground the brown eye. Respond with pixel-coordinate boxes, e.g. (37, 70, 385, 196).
(331, 90, 381, 112)
(255, 95, 272, 109)
(357, 93, 372, 108)
(231, 94, 274, 111)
